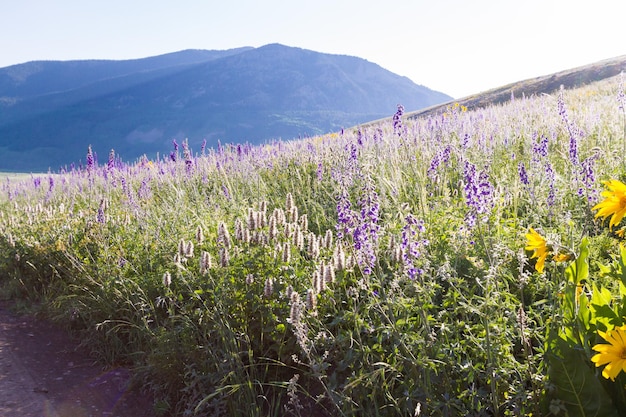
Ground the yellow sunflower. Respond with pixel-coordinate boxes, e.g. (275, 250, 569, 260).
(593, 179, 626, 229)
(591, 325, 626, 381)
(525, 228, 550, 273)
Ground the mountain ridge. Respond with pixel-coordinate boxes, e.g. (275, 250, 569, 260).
(0, 44, 451, 172)
(0, 47, 254, 98)
(405, 54, 626, 120)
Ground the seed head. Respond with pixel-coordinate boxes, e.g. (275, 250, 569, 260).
(282, 242, 292, 264)
(286, 193, 295, 212)
(269, 216, 278, 241)
(333, 244, 346, 271)
(289, 206, 299, 224)
(323, 263, 335, 284)
(264, 277, 274, 298)
(196, 225, 204, 244)
(307, 233, 320, 259)
(162, 271, 172, 287)
(289, 292, 302, 324)
(306, 288, 316, 311)
(299, 214, 308, 232)
(313, 269, 324, 293)
(218, 222, 232, 248)
(185, 241, 194, 258)
(235, 218, 244, 241)
(200, 251, 212, 274)
(219, 247, 229, 267)
(323, 229, 334, 249)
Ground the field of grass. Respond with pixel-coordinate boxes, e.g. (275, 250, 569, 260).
(0, 172, 36, 180)
(1, 75, 626, 416)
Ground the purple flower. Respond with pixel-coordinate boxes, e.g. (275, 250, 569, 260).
(182, 140, 193, 174)
(427, 145, 452, 181)
(335, 182, 381, 275)
(86, 146, 95, 172)
(569, 133, 579, 166)
(120, 175, 135, 206)
(335, 191, 356, 239)
(579, 154, 597, 201)
(107, 149, 116, 171)
(170, 139, 179, 162)
(353, 183, 380, 275)
(401, 214, 428, 279)
(222, 185, 231, 200)
(137, 178, 151, 200)
(316, 162, 324, 181)
(532, 135, 549, 160)
(97, 199, 106, 224)
(356, 130, 363, 146)
(545, 162, 556, 207)
(393, 104, 405, 136)
(461, 133, 470, 148)
(557, 88, 580, 166)
(518, 162, 529, 186)
(463, 161, 494, 227)
(350, 143, 358, 162)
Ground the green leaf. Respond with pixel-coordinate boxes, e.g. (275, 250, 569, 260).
(590, 282, 619, 330)
(547, 336, 618, 417)
(618, 245, 626, 288)
(566, 237, 590, 285)
(591, 282, 613, 308)
(578, 292, 592, 332)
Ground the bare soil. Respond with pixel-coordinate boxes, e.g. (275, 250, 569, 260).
(0, 300, 157, 417)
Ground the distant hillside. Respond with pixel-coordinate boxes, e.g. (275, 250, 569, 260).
(404, 54, 626, 119)
(0, 44, 451, 172)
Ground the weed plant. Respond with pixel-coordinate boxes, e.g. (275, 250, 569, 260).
(1, 76, 626, 416)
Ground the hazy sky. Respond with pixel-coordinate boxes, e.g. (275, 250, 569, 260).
(1, 0, 624, 98)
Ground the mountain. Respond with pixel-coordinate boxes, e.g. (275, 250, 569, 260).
(0, 44, 451, 172)
(404, 54, 626, 120)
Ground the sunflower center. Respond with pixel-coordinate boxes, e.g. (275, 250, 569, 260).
(621, 347, 626, 360)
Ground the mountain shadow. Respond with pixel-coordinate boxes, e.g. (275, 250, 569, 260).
(0, 44, 451, 172)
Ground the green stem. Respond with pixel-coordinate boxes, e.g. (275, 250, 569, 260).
(483, 315, 499, 415)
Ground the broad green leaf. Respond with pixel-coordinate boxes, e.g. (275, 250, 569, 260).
(590, 282, 619, 330)
(566, 237, 590, 285)
(563, 281, 578, 323)
(547, 336, 618, 417)
(597, 262, 612, 277)
(591, 282, 614, 310)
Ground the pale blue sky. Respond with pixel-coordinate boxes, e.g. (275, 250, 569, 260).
(1, 0, 624, 98)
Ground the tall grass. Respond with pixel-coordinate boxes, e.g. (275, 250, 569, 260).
(1, 75, 625, 416)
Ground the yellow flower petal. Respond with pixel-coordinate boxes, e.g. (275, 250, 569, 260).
(591, 352, 614, 367)
(591, 326, 626, 381)
(593, 179, 626, 229)
(525, 228, 550, 273)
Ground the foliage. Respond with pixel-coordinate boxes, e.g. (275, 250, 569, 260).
(1, 75, 626, 416)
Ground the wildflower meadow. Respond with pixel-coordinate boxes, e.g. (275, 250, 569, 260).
(2, 75, 626, 416)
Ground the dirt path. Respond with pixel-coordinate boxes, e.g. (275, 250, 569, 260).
(0, 301, 157, 417)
